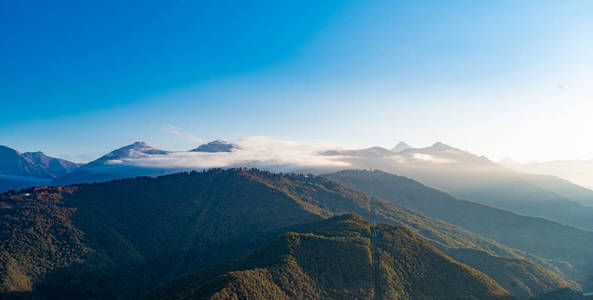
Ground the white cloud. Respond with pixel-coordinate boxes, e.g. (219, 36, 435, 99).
(411, 153, 454, 164)
(113, 136, 350, 170)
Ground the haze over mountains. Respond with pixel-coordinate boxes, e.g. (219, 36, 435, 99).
(3, 139, 593, 229)
(319, 142, 593, 231)
(502, 158, 593, 194)
(392, 141, 412, 152)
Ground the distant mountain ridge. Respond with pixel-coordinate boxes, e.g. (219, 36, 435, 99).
(392, 141, 411, 152)
(0, 146, 52, 178)
(50, 142, 174, 186)
(86, 141, 169, 167)
(502, 159, 593, 205)
(6, 139, 593, 233)
(51, 140, 240, 186)
(21, 151, 80, 177)
(190, 139, 238, 152)
(320, 142, 593, 231)
(0, 146, 80, 178)
(0, 145, 80, 192)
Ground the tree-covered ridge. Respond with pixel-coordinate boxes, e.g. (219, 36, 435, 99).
(0, 169, 582, 299)
(447, 249, 582, 300)
(372, 223, 510, 299)
(238, 171, 574, 288)
(0, 187, 89, 293)
(323, 169, 593, 287)
(1, 171, 324, 299)
(147, 214, 513, 300)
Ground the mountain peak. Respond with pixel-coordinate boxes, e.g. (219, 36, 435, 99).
(190, 139, 238, 153)
(87, 142, 169, 166)
(124, 141, 158, 150)
(22, 151, 50, 163)
(392, 141, 411, 152)
(0, 146, 79, 180)
(130, 141, 148, 147)
(430, 141, 454, 150)
(0, 145, 52, 178)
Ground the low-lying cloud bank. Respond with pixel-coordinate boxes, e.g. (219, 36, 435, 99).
(110, 137, 351, 171)
(411, 153, 455, 164)
(99, 137, 464, 175)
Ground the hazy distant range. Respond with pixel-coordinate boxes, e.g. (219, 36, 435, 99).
(501, 159, 593, 190)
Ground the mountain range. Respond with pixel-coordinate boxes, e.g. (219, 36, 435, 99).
(3, 140, 593, 229)
(0, 169, 584, 299)
(323, 169, 593, 288)
(0, 146, 80, 192)
(501, 158, 593, 202)
(320, 142, 593, 231)
(49, 142, 175, 187)
(0, 140, 239, 191)
(3, 140, 593, 231)
(0, 146, 79, 179)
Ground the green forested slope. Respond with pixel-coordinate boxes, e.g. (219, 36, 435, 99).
(324, 169, 593, 287)
(147, 214, 513, 300)
(0, 169, 581, 299)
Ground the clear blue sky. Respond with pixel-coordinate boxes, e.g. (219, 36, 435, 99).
(1, 0, 592, 162)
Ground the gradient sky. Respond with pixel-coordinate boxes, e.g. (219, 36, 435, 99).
(1, 0, 592, 163)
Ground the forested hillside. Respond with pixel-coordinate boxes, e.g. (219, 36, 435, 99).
(0, 169, 582, 299)
(324, 169, 593, 289)
(146, 214, 513, 300)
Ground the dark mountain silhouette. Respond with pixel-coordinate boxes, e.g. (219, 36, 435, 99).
(190, 139, 238, 152)
(147, 214, 513, 300)
(324, 169, 593, 291)
(0, 169, 578, 299)
(0, 146, 52, 178)
(0, 146, 80, 192)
